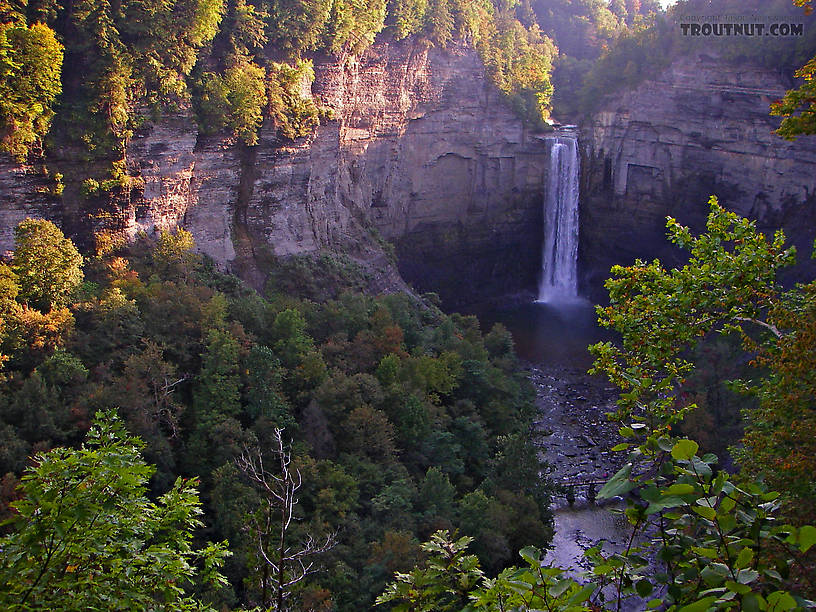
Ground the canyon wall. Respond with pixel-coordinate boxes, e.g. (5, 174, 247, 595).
(0, 40, 550, 306)
(580, 52, 816, 300)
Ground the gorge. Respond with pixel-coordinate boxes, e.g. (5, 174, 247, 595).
(4, 0, 816, 607)
(5, 46, 816, 308)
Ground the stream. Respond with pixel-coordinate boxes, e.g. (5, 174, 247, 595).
(472, 299, 635, 578)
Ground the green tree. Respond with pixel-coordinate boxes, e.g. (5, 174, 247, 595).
(772, 0, 816, 139)
(0, 411, 229, 610)
(0, 22, 63, 159)
(11, 219, 83, 312)
(196, 52, 266, 144)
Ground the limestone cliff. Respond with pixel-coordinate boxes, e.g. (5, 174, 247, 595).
(580, 53, 816, 299)
(20, 39, 548, 306)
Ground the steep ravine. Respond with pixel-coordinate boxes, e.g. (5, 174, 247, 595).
(0, 39, 551, 307)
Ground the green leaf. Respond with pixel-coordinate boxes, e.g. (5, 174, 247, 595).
(636, 578, 653, 597)
(666, 483, 696, 495)
(598, 463, 634, 500)
(657, 437, 674, 451)
(735, 547, 754, 569)
(678, 596, 717, 611)
(700, 563, 729, 587)
(766, 591, 797, 610)
(693, 505, 717, 521)
(741, 593, 765, 612)
(549, 578, 573, 598)
(671, 439, 699, 461)
(518, 546, 541, 565)
(611, 443, 630, 451)
(719, 496, 736, 513)
(798, 525, 816, 553)
(737, 569, 759, 585)
(566, 583, 596, 605)
(646, 496, 687, 515)
(691, 546, 718, 559)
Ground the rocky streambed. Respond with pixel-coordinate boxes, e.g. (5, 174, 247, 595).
(529, 365, 622, 485)
(527, 364, 634, 575)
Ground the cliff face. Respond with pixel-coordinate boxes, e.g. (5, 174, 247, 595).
(79, 40, 548, 305)
(580, 53, 816, 300)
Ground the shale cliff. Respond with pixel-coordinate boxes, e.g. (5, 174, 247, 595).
(0, 40, 550, 306)
(580, 52, 816, 299)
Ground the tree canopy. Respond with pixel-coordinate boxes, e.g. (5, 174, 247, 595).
(0, 411, 229, 610)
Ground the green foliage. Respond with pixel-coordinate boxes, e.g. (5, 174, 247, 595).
(0, 226, 551, 609)
(12, 218, 84, 311)
(0, 411, 229, 610)
(377, 531, 594, 610)
(387, 0, 427, 39)
(196, 52, 267, 144)
(589, 196, 793, 424)
(0, 22, 63, 159)
(772, 54, 816, 139)
(475, 14, 557, 125)
(154, 227, 197, 276)
(266, 0, 332, 53)
(267, 59, 320, 140)
(323, 0, 387, 53)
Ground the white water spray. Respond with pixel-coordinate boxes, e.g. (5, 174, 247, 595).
(538, 131, 580, 302)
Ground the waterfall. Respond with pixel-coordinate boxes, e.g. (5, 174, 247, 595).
(538, 131, 580, 302)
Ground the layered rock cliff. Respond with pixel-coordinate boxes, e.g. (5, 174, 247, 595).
(580, 53, 816, 300)
(0, 40, 550, 306)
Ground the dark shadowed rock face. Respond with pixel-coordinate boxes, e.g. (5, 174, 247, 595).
(0, 39, 550, 306)
(580, 53, 816, 301)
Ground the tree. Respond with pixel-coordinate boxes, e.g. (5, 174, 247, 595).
(11, 219, 83, 312)
(0, 22, 63, 159)
(379, 199, 816, 611)
(771, 0, 816, 139)
(0, 411, 229, 610)
(237, 429, 336, 610)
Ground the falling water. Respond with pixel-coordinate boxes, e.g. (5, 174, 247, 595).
(538, 131, 580, 302)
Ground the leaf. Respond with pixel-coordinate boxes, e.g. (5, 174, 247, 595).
(666, 483, 696, 495)
(566, 583, 595, 605)
(549, 578, 573, 598)
(700, 563, 729, 587)
(598, 463, 634, 500)
(798, 525, 816, 553)
(671, 439, 699, 461)
(678, 596, 717, 611)
(611, 443, 630, 451)
(766, 591, 798, 610)
(636, 578, 653, 597)
(693, 505, 716, 521)
(518, 546, 541, 565)
(646, 496, 687, 515)
(735, 547, 754, 569)
(737, 569, 759, 585)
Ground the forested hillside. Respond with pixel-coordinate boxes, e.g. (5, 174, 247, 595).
(0, 221, 553, 609)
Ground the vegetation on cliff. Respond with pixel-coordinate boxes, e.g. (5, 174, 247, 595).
(0, 0, 561, 166)
(565, 0, 816, 117)
(0, 220, 553, 609)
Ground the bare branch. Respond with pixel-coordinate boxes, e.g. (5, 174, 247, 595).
(236, 428, 337, 609)
(734, 316, 783, 338)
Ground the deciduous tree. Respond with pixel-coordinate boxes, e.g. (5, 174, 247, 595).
(0, 411, 229, 610)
